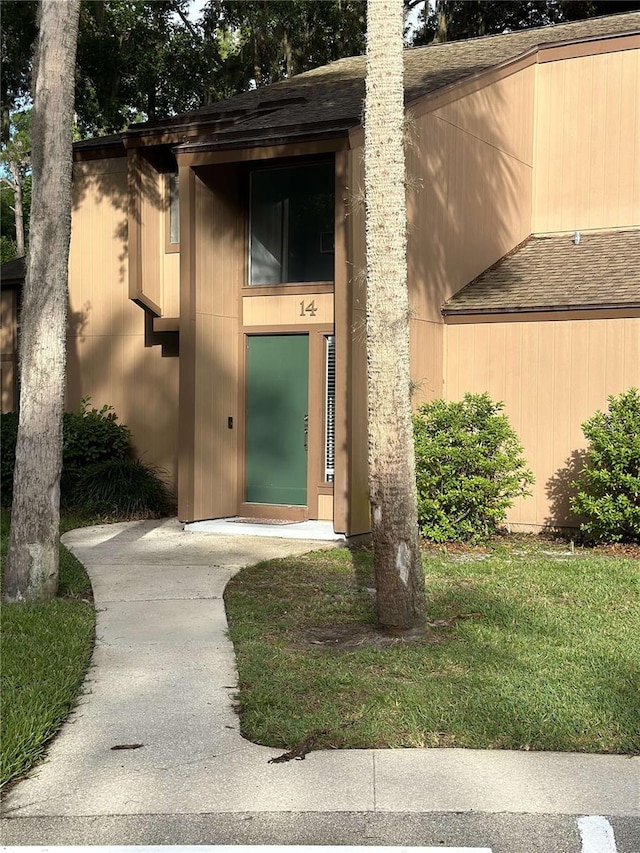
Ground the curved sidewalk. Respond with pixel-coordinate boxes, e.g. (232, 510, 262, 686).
(2, 519, 637, 820)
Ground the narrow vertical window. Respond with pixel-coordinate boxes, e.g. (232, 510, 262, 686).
(169, 172, 180, 245)
(324, 334, 335, 483)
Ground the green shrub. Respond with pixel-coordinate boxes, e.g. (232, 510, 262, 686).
(72, 458, 176, 519)
(1, 399, 131, 507)
(1, 412, 18, 507)
(61, 398, 131, 501)
(570, 388, 640, 543)
(413, 393, 534, 542)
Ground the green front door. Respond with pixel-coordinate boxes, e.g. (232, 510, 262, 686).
(245, 334, 309, 506)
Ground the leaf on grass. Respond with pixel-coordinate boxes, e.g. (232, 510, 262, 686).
(428, 613, 483, 628)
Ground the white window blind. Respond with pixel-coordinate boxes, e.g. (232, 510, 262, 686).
(324, 335, 335, 483)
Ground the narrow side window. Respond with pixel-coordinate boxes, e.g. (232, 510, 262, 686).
(167, 172, 180, 248)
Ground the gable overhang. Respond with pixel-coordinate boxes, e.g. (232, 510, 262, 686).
(173, 130, 352, 168)
(414, 30, 640, 116)
(443, 305, 640, 324)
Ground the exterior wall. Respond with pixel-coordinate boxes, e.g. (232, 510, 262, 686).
(0, 287, 17, 412)
(533, 47, 640, 233)
(407, 64, 535, 326)
(342, 146, 370, 535)
(405, 65, 535, 413)
(129, 153, 181, 317)
(68, 157, 179, 482)
(444, 315, 640, 529)
(189, 165, 242, 520)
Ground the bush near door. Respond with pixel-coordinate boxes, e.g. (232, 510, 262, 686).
(413, 393, 534, 542)
(571, 388, 640, 543)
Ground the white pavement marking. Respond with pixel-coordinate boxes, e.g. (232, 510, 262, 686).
(1, 847, 493, 853)
(578, 816, 618, 853)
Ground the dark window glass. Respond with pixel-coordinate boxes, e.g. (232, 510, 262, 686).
(250, 163, 334, 285)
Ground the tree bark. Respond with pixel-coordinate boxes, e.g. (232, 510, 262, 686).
(4, 0, 81, 603)
(8, 159, 25, 257)
(434, 0, 449, 43)
(364, 0, 426, 628)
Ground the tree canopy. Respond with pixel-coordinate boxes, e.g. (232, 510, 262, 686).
(3, 0, 638, 138)
(410, 0, 640, 46)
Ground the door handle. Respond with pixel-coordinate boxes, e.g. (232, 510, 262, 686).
(303, 414, 308, 451)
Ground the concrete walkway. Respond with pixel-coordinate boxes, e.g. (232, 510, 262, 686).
(1, 519, 638, 824)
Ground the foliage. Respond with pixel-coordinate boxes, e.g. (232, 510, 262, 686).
(0, 111, 32, 256)
(413, 393, 534, 542)
(0, 412, 19, 506)
(61, 399, 132, 502)
(205, 0, 367, 87)
(410, 0, 640, 46)
(225, 541, 640, 754)
(73, 457, 176, 519)
(570, 388, 640, 543)
(1, 0, 368, 139)
(75, 0, 229, 135)
(1, 400, 131, 507)
(0, 1, 38, 143)
(1, 175, 31, 253)
(0, 236, 17, 264)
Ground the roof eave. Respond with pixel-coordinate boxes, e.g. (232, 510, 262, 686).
(442, 301, 640, 317)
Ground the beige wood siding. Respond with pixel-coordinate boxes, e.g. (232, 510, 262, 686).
(128, 154, 181, 318)
(1, 288, 17, 412)
(340, 146, 370, 535)
(139, 154, 163, 312)
(191, 165, 241, 520)
(533, 48, 640, 233)
(242, 293, 334, 326)
(407, 65, 535, 324)
(444, 316, 640, 529)
(68, 157, 179, 482)
(410, 318, 444, 406)
(163, 250, 180, 317)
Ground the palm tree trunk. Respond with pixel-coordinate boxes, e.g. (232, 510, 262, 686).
(364, 0, 426, 628)
(4, 0, 81, 603)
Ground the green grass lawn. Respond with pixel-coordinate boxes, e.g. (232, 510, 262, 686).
(225, 539, 640, 754)
(1, 510, 96, 789)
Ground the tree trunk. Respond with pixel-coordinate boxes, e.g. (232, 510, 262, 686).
(364, 0, 426, 628)
(8, 159, 25, 257)
(434, 0, 449, 43)
(4, 0, 81, 603)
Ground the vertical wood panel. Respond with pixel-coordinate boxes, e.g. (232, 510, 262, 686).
(192, 164, 241, 520)
(0, 288, 17, 412)
(68, 157, 179, 484)
(533, 49, 640, 232)
(409, 66, 534, 324)
(410, 319, 444, 405)
(139, 155, 162, 313)
(163, 252, 180, 317)
(344, 147, 370, 535)
(444, 316, 640, 529)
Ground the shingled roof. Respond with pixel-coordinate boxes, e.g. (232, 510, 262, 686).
(141, 11, 640, 151)
(0, 256, 26, 287)
(442, 231, 640, 315)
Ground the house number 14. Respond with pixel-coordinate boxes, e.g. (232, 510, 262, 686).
(299, 299, 318, 317)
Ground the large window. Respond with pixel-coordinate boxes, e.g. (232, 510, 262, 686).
(249, 162, 334, 285)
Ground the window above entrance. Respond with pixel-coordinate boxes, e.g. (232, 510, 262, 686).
(249, 162, 334, 286)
